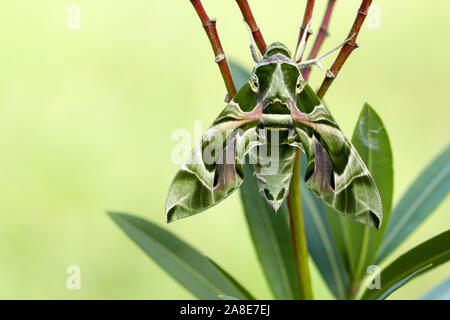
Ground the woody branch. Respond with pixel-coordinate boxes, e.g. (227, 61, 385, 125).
(317, 0, 373, 99)
(295, 0, 315, 63)
(235, 0, 267, 53)
(302, 0, 337, 80)
(190, 0, 237, 99)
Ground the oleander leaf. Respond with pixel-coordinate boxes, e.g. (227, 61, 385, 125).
(327, 103, 393, 284)
(361, 229, 450, 300)
(109, 212, 254, 300)
(229, 60, 250, 89)
(219, 295, 240, 300)
(420, 277, 450, 300)
(376, 144, 450, 263)
(301, 152, 350, 299)
(206, 257, 255, 300)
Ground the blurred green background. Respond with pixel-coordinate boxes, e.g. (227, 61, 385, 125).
(0, 0, 448, 299)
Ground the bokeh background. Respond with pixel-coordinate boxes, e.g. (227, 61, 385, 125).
(0, 0, 448, 299)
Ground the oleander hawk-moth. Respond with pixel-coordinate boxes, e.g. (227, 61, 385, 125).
(165, 42, 382, 229)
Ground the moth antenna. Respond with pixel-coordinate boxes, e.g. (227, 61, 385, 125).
(298, 33, 356, 70)
(244, 20, 263, 63)
(294, 17, 313, 63)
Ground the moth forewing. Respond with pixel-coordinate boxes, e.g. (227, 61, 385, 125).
(290, 88, 383, 229)
(165, 86, 260, 223)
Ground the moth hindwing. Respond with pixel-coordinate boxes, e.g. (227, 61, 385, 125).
(166, 42, 383, 229)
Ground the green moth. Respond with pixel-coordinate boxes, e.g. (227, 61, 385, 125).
(166, 27, 382, 229)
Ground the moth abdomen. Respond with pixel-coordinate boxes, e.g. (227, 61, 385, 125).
(252, 135, 296, 211)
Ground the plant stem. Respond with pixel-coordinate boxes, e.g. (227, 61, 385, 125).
(295, 0, 315, 63)
(287, 153, 314, 300)
(349, 228, 370, 299)
(190, 0, 237, 98)
(317, 0, 373, 98)
(286, 0, 316, 301)
(235, 0, 267, 53)
(302, 0, 336, 79)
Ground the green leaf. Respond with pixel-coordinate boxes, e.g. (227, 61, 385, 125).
(108, 212, 254, 300)
(206, 257, 255, 300)
(327, 103, 393, 291)
(361, 229, 450, 300)
(376, 144, 450, 263)
(351, 103, 394, 229)
(219, 295, 240, 300)
(240, 162, 300, 300)
(301, 152, 350, 300)
(229, 60, 251, 89)
(420, 277, 450, 300)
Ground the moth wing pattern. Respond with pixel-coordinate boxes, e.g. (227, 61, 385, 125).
(291, 86, 383, 229)
(165, 86, 261, 223)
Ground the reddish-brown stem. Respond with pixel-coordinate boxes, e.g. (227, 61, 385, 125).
(190, 0, 237, 98)
(295, 0, 315, 63)
(302, 0, 337, 80)
(235, 0, 267, 53)
(317, 0, 373, 99)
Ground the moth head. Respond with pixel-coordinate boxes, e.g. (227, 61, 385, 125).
(252, 61, 305, 113)
(263, 42, 292, 59)
(250, 42, 307, 113)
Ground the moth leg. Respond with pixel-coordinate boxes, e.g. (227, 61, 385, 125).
(294, 18, 312, 63)
(298, 33, 356, 70)
(244, 21, 262, 63)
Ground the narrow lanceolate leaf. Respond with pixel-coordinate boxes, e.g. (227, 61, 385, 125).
(361, 229, 450, 300)
(376, 144, 450, 263)
(219, 295, 240, 300)
(206, 257, 255, 300)
(301, 152, 350, 300)
(240, 162, 300, 300)
(229, 61, 251, 89)
(326, 104, 393, 294)
(109, 212, 254, 300)
(420, 277, 450, 300)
